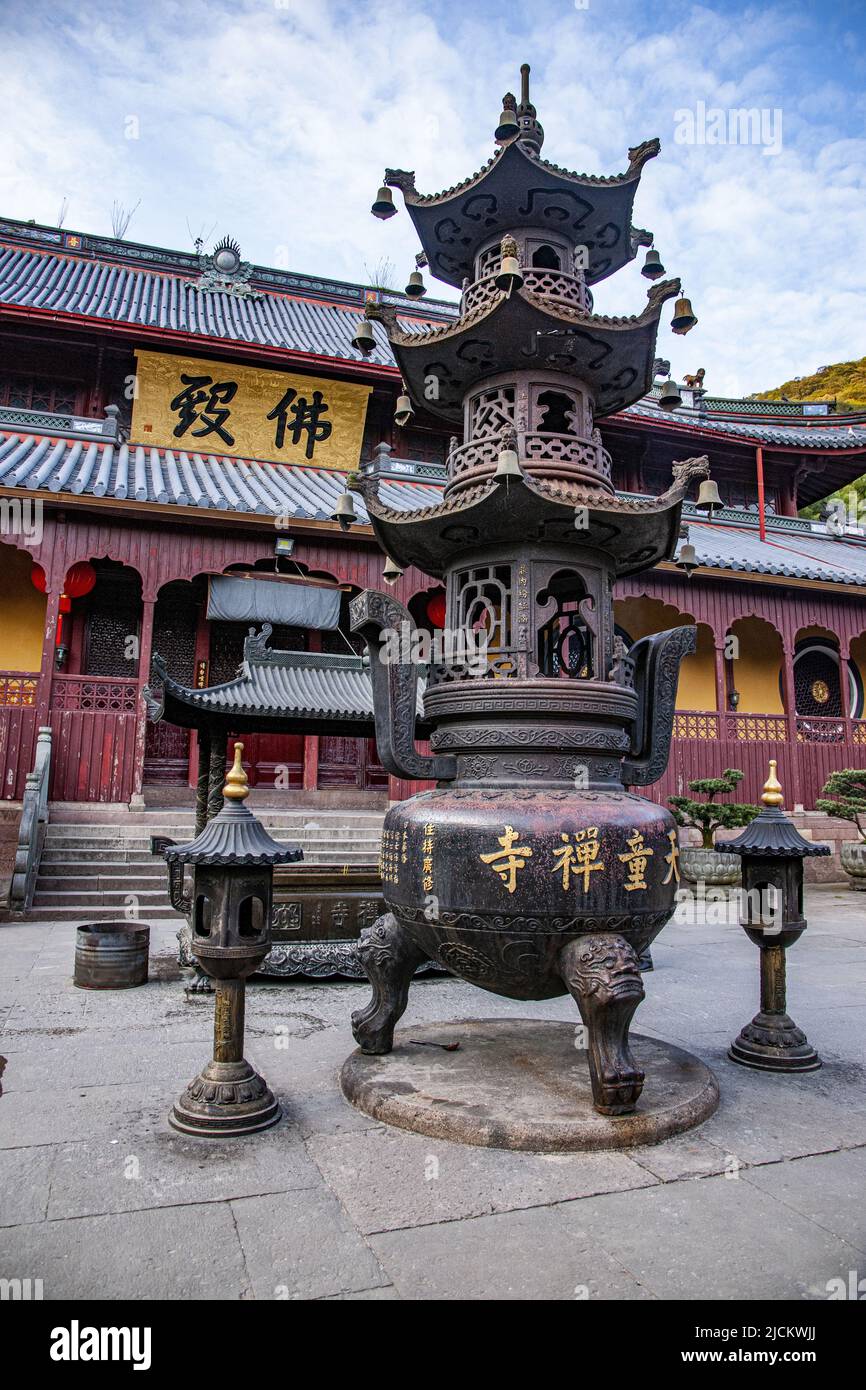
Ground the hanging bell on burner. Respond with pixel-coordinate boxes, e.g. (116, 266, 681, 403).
(671, 296, 698, 334)
(641, 248, 665, 280)
(696, 477, 723, 513)
(494, 441, 522, 480)
(371, 185, 397, 219)
(678, 540, 699, 576)
(657, 378, 682, 411)
(394, 388, 414, 428)
(382, 555, 403, 585)
(494, 237, 524, 292)
(331, 491, 358, 530)
(404, 269, 427, 298)
(494, 105, 519, 142)
(351, 318, 376, 354)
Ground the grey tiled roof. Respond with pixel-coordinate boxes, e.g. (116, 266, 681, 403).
(0, 243, 449, 367)
(624, 398, 866, 449)
(149, 643, 425, 734)
(0, 430, 442, 520)
(5, 424, 866, 587)
(680, 518, 866, 586)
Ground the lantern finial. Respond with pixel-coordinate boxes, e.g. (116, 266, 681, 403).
(224, 742, 249, 802)
(761, 759, 784, 807)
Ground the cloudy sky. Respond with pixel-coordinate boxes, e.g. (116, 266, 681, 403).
(1, 0, 864, 396)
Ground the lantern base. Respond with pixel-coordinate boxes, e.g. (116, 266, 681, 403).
(169, 1058, 281, 1137)
(728, 1011, 821, 1073)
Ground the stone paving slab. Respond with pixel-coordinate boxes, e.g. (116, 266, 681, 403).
(0, 1202, 249, 1300)
(1, 891, 864, 1301)
(742, 1148, 866, 1253)
(369, 1205, 656, 1300)
(230, 1189, 390, 1301)
(370, 1175, 864, 1301)
(307, 1123, 658, 1233)
(45, 1123, 321, 1220)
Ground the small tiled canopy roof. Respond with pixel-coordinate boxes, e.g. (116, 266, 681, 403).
(144, 625, 428, 738)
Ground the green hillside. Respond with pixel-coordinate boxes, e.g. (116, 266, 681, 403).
(753, 357, 866, 413)
(752, 358, 866, 517)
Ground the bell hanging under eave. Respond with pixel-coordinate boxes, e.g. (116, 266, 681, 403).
(495, 106, 519, 142)
(404, 269, 427, 299)
(382, 555, 403, 585)
(494, 256, 524, 292)
(351, 318, 376, 354)
(695, 477, 723, 512)
(494, 444, 522, 480)
(671, 296, 698, 334)
(394, 390, 414, 428)
(371, 185, 397, 219)
(331, 491, 358, 530)
(678, 541, 699, 576)
(657, 378, 682, 411)
(641, 248, 665, 280)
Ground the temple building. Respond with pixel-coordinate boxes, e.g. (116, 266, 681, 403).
(1, 204, 866, 826)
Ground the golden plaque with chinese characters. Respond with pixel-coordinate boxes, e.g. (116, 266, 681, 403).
(131, 349, 371, 471)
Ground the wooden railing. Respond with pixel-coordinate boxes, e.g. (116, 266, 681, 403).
(9, 726, 51, 912)
(659, 710, 866, 810)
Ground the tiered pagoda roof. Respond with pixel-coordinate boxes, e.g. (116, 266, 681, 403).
(382, 137, 659, 287)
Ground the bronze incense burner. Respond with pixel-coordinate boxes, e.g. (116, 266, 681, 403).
(346, 65, 711, 1115)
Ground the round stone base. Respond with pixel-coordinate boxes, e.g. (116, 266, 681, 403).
(341, 1018, 719, 1152)
(169, 1059, 281, 1138)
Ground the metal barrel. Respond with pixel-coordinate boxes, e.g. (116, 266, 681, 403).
(74, 922, 150, 989)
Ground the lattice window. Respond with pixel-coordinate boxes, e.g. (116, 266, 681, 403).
(673, 712, 720, 740)
(51, 677, 138, 712)
(151, 590, 198, 685)
(476, 245, 501, 279)
(0, 372, 81, 415)
(455, 565, 511, 658)
(726, 715, 788, 741)
(84, 574, 142, 677)
(0, 674, 38, 706)
(794, 646, 842, 717)
(469, 387, 515, 441)
(796, 717, 844, 744)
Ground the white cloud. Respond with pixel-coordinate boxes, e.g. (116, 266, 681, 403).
(0, 0, 863, 396)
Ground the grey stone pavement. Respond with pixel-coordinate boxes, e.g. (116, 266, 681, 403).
(1, 887, 864, 1301)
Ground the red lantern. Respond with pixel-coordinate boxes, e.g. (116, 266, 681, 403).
(31, 563, 47, 592)
(58, 595, 72, 614)
(64, 561, 97, 598)
(426, 593, 446, 628)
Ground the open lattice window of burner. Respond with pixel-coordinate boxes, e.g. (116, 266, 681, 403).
(454, 564, 512, 671)
(537, 569, 594, 679)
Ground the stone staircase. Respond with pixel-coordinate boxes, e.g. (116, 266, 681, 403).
(28, 810, 385, 922)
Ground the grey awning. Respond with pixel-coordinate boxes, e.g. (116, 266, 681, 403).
(207, 576, 341, 629)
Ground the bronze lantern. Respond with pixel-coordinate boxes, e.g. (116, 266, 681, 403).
(721, 760, 830, 1072)
(166, 743, 301, 1136)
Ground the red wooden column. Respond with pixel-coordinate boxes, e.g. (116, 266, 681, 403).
(302, 629, 320, 793)
(713, 641, 727, 727)
(130, 596, 156, 807)
(840, 636, 854, 749)
(780, 636, 804, 807)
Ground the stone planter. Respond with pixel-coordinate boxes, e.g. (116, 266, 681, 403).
(840, 840, 866, 890)
(679, 846, 741, 888)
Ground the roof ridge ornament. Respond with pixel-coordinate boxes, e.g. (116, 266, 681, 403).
(197, 235, 263, 299)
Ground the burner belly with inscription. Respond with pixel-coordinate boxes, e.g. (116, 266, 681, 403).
(382, 789, 678, 1000)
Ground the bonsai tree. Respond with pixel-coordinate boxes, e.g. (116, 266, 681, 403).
(816, 769, 866, 842)
(669, 768, 760, 849)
